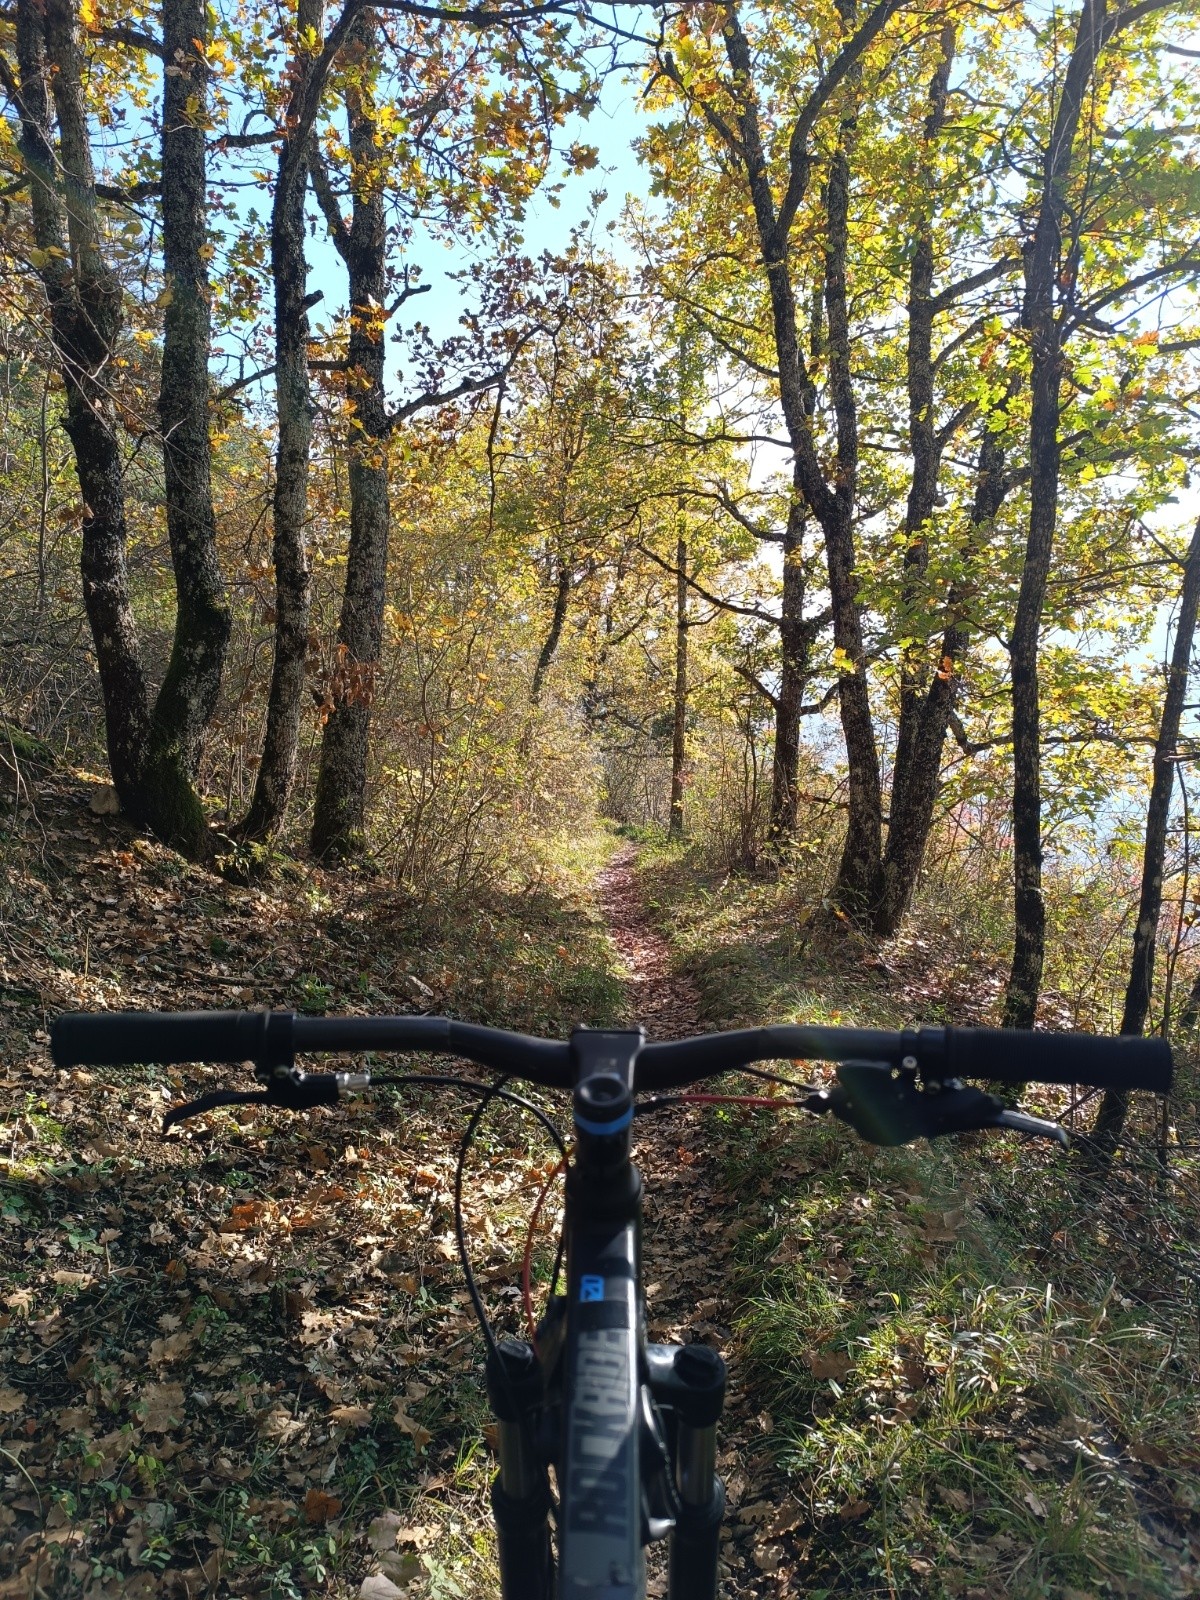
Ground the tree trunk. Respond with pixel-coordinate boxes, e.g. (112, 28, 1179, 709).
(18, 0, 145, 798)
(239, 0, 327, 841)
(769, 489, 811, 840)
(150, 0, 230, 835)
(719, 1, 886, 917)
(874, 26, 959, 934)
(823, 113, 882, 913)
(311, 11, 389, 861)
(669, 525, 688, 838)
(14, 0, 211, 855)
(876, 424, 1009, 934)
(530, 560, 571, 707)
(1089, 514, 1200, 1157)
(1003, 0, 1114, 1028)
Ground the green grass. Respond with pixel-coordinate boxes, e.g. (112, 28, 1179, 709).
(638, 839, 1200, 1599)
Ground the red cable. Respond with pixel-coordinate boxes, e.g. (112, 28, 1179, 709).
(677, 1093, 807, 1109)
(522, 1156, 567, 1347)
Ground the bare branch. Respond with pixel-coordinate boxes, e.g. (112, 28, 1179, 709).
(384, 321, 546, 434)
(95, 178, 159, 203)
(732, 661, 779, 710)
(636, 539, 780, 624)
(930, 255, 1017, 314)
(214, 364, 276, 403)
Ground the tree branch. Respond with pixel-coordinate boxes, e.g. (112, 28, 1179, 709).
(384, 322, 545, 434)
(636, 539, 780, 624)
(732, 661, 779, 710)
(95, 178, 159, 203)
(930, 255, 1017, 314)
(774, 0, 907, 245)
(309, 144, 351, 260)
(214, 364, 277, 402)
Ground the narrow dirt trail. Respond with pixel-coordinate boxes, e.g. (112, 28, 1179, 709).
(596, 844, 781, 1597)
(596, 843, 704, 1041)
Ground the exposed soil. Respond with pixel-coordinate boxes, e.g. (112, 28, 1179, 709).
(596, 844, 704, 1041)
(596, 843, 786, 1597)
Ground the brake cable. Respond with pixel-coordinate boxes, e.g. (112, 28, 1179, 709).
(521, 1157, 568, 1346)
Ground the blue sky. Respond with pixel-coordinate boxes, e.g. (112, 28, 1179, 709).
(305, 60, 654, 361)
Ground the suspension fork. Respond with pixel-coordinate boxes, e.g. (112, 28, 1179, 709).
(486, 1335, 554, 1600)
(647, 1343, 728, 1600)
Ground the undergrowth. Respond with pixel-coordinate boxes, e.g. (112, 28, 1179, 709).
(638, 838, 1200, 1597)
(0, 772, 621, 1600)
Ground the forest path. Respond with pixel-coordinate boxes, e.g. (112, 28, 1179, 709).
(595, 841, 704, 1040)
(595, 842, 779, 1597)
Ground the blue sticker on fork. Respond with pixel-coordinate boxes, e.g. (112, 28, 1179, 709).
(579, 1275, 605, 1302)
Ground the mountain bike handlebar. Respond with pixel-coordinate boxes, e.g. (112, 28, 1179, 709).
(46, 1006, 1173, 1600)
(51, 1008, 1173, 1094)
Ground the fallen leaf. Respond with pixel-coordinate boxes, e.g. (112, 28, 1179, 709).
(303, 1487, 342, 1526)
(149, 1330, 195, 1366)
(359, 1575, 405, 1600)
(221, 1201, 266, 1233)
(807, 1349, 854, 1381)
(367, 1510, 404, 1553)
(769, 1499, 806, 1538)
(379, 1550, 425, 1581)
(1024, 1489, 1047, 1518)
(140, 1382, 185, 1432)
(392, 1404, 432, 1450)
(936, 1485, 971, 1512)
(838, 1498, 871, 1521)
(330, 1404, 373, 1430)
(52, 1269, 93, 1288)
(0, 1387, 23, 1415)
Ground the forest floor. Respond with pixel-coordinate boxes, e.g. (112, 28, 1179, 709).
(0, 759, 1198, 1598)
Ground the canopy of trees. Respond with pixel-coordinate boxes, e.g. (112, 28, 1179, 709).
(1, 0, 1198, 1140)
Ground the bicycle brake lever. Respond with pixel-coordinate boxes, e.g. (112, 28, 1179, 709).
(162, 1069, 372, 1135)
(992, 1107, 1069, 1148)
(816, 1062, 1068, 1149)
(163, 1089, 269, 1135)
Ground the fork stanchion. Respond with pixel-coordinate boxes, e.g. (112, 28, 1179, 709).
(486, 1337, 553, 1600)
(669, 1474, 726, 1600)
(646, 1343, 727, 1600)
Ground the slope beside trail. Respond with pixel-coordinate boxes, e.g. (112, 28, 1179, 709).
(596, 844, 788, 1597)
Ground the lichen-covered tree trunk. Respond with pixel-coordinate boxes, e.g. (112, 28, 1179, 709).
(530, 561, 571, 708)
(876, 426, 1008, 935)
(14, 0, 212, 855)
(153, 0, 230, 791)
(17, 0, 146, 794)
(1089, 513, 1200, 1158)
(716, 0, 893, 917)
(1003, 0, 1116, 1028)
(768, 490, 813, 840)
(875, 26, 959, 935)
(311, 11, 391, 860)
(822, 109, 882, 913)
(669, 527, 688, 838)
(240, 0, 328, 842)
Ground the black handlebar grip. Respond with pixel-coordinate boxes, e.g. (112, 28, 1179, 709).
(52, 1010, 295, 1067)
(943, 1026, 1172, 1093)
